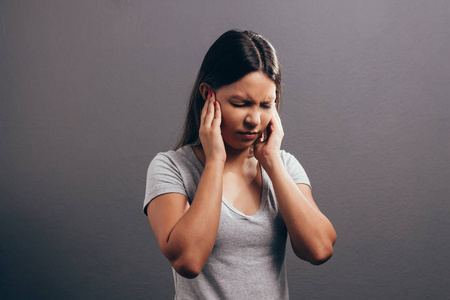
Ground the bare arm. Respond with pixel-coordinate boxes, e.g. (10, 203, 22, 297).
(254, 109, 336, 265)
(265, 161, 336, 264)
(147, 159, 224, 278)
(147, 90, 225, 278)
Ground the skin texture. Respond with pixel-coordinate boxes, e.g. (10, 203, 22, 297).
(147, 71, 337, 278)
(212, 71, 276, 152)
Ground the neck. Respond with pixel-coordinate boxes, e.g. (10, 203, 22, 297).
(223, 144, 257, 173)
(224, 144, 252, 161)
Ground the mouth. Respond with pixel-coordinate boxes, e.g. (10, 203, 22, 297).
(237, 131, 260, 140)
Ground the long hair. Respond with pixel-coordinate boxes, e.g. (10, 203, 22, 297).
(174, 29, 282, 150)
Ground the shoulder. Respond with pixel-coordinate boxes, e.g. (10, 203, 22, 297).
(279, 149, 302, 166)
(149, 146, 198, 171)
(279, 149, 294, 162)
(146, 145, 203, 198)
(146, 146, 201, 189)
(144, 146, 200, 214)
(278, 149, 311, 189)
(152, 146, 190, 163)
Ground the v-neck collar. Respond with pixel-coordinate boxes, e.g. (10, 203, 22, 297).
(187, 146, 268, 218)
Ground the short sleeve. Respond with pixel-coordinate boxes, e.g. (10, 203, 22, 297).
(143, 153, 187, 215)
(280, 150, 312, 190)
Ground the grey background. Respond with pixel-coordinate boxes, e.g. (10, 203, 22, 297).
(1, 1, 449, 299)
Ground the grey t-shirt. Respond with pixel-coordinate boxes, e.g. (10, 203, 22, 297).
(143, 146, 311, 300)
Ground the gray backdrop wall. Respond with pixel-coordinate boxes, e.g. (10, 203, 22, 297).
(1, 1, 449, 299)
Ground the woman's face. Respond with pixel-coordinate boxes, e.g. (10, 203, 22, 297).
(214, 71, 277, 150)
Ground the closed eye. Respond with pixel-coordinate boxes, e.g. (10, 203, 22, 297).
(230, 101, 275, 108)
(231, 103, 248, 108)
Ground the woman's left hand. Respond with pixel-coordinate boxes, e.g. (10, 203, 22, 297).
(253, 109, 284, 169)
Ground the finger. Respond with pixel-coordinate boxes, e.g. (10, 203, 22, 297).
(201, 89, 214, 125)
(200, 91, 210, 126)
(265, 113, 284, 146)
(253, 132, 266, 157)
(204, 91, 215, 126)
(269, 110, 281, 134)
(273, 110, 284, 135)
(266, 115, 274, 136)
(212, 98, 222, 126)
(254, 132, 264, 146)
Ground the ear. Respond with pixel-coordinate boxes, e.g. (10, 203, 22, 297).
(199, 83, 211, 101)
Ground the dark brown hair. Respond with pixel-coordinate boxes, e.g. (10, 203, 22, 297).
(175, 29, 282, 150)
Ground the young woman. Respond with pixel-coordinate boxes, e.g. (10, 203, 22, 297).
(143, 29, 336, 299)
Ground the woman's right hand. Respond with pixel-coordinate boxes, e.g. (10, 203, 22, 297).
(199, 89, 226, 163)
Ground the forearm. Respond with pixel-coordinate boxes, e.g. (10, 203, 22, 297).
(165, 160, 224, 276)
(264, 156, 336, 264)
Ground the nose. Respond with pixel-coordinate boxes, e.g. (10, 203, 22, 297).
(244, 108, 261, 127)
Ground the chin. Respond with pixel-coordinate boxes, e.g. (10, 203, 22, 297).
(224, 140, 254, 151)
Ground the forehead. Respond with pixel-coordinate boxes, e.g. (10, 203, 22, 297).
(219, 71, 276, 101)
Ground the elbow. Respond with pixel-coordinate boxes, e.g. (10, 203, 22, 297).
(308, 247, 334, 265)
(309, 230, 337, 265)
(170, 255, 204, 279)
(162, 241, 209, 279)
(294, 244, 334, 266)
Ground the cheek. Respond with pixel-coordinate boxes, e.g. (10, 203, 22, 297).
(220, 107, 240, 127)
(219, 107, 230, 124)
(261, 111, 273, 128)
(218, 108, 235, 132)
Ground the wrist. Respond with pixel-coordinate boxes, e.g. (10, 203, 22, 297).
(204, 159, 225, 169)
(259, 153, 284, 174)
